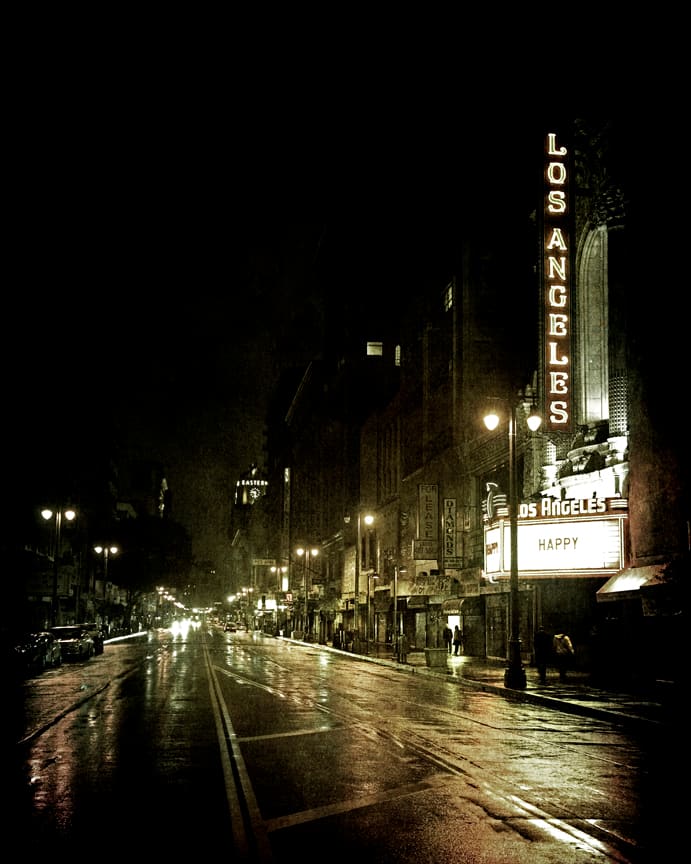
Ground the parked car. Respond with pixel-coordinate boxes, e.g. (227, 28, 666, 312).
(13, 631, 62, 674)
(78, 622, 105, 654)
(50, 626, 95, 660)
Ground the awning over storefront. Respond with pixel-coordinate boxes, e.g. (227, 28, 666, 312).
(441, 598, 464, 614)
(596, 564, 667, 602)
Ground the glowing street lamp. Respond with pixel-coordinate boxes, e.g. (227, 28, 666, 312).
(354, 512, 374, 646)
(483, 398, 541, 689)
(270, 563, 289, 591)
(296, 546, 319, 638)
(41, 506, 77, 626)
(94, 544, 119, 600)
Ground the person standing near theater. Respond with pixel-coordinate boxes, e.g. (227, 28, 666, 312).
(534, 626, 552, 683)
(553, 632, 575, 681)
(452, 625, 463, 656)
(443, 625, 453, 654)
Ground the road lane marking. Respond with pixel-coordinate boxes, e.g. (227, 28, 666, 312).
(205, 646, 274, 862)
(263, 773, 458, 832)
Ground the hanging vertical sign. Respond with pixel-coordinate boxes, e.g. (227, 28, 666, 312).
(443, 498, 456, 556)
(443, 498, 459, 565)
(543, 130, 572, 433)
(415, 485, 439, 560)
(418, 484, 438, 541)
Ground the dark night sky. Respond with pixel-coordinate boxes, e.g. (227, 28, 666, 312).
(3, 18, 678, 569)
(7, 218, 523, 563)
(6, 102, 654, 565)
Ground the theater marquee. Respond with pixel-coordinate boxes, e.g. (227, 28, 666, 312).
(484, 497, 627, 578)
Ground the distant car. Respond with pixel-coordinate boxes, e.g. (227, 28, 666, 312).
(224, 621, 245, 632)
(50, 626, 95, 660)
(13, 631, 62, 674)
(78, 622, 105, 654)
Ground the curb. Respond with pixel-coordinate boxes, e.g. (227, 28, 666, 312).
(280, 636, 666, 730)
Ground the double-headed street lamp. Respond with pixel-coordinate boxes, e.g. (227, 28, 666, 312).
(270, 563, 289, 634)
(270, 564, 289, 591)
(296, 546, 319, 638)
(41, 506, 77, 626)
(483, 398, 541, 689)
(94, 544, 119, 600)
(354, 512, 374, 644)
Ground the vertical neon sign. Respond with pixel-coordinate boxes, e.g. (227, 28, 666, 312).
(544, 131, 572, 432)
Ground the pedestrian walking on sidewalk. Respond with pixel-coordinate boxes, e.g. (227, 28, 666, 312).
(443, 625, 453, 654)
(553, 632, 575, 681)
(452, 625, 463, 656)
(534, 626, 552, 683)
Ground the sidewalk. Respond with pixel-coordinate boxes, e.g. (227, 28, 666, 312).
(299, 638, 680, 730)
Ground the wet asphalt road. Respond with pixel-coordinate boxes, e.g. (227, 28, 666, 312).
(3, 625, 682, 861)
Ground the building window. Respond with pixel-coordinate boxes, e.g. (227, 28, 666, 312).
(366, 341, 383, 356)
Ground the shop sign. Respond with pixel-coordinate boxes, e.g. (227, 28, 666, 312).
(443, 498, 457, 559)
(414, 539, 438, 559)
(411, 571, 453, 595)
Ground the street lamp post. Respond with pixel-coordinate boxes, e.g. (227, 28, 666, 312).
(484, 398, 541, 689)
(270, 564, 288, 634)
(270, 564, 288, 590)
(366, 573, 379, 653)
(393, 564, 407, 643)
(296, 546, 319, 639)
(41, 507, 77, 627)
(156, 586, 165, 625)
(94, 544, 119, 601)
(242, 586, 254, 629)
(354, 512, 373, 647)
